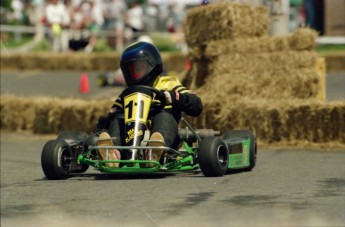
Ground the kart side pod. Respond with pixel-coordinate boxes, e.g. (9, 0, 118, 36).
(198, 130, 257, 177)
(223, 130, 257, 171)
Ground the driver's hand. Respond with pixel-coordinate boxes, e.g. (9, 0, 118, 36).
(97, 115, 110, 130)
(153, 89, 166, 107)
(163, 90, 180, 105)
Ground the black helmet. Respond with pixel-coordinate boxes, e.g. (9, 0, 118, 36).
(120, 42, 163, 86)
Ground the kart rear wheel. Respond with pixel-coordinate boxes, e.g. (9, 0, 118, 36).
(198, 137, 228, 177)
(57, 131, 89, 173)
(223, 130, 257, 171)
(41, 140, 73, 180)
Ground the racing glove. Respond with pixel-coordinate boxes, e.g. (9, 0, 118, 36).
(164, 90, 180, 105)
(163, 90, 203, 117)
(96, 108, 117, 130)
(96, 115, 110, 130)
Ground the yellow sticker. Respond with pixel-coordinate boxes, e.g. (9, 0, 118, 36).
(125, 129, 144, 143)
(124, 92, 152, 123)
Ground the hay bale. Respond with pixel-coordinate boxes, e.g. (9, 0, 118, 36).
(0, 95, 109, 133)
(315, 57, 326, 100)
(289, 27, 318, 50)
(0, 52, 187, 71)
(181, 4, 338, 146)
(0, 95, 36, 131)
(193, 68, 320, 100)
(161, 52, 187, 72)
(202, 27, 318, 58)
(322, 51, 345, 72)
(0, 53, 121, 71)
(1, 95, 344, 145)
(187, 97, 345, 143)
(209, 51, 318, 74)
(183, 3, 269, 47)
(185, 51, 324, 100)
(32, 98, 109, 134)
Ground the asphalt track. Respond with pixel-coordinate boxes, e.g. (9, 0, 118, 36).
(1, 71, 345, 226)
(0, 71, 345, 101)
(1, 132, 345, 226)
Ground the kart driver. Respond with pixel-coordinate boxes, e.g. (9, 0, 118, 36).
(96, 41, 203, 167)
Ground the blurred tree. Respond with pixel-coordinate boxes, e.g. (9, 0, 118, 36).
(0, 0, 12, 9)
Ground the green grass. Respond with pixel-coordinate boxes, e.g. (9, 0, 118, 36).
(3, 32, 343, 55)
(315, 44, 345, 53)
(1, 34, 33, 50)
(31, 39, 51, 52)
(0, 34, 181, 53)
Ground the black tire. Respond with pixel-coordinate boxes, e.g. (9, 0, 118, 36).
(223, 130, 257, 171)
(57, 131, 89, 173)
(41, 140, 73, 180)
(97, 75, 107, 87)
(198, 137, 229, 177)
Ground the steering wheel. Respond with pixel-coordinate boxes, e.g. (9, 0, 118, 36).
(124, 85, 166, 114)
(143, 86, 166, 114)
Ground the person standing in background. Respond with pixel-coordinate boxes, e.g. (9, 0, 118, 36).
(126, 1, 145, 41)
(11, 0, 24, 23)
(45, 0, 70, 52)
(103, 0, 127, 51)
(144, 0, 158, 32)
(80, 0, 104, 52)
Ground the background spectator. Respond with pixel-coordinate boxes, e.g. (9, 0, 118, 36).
(80, 0, 104, 52)
(144, 0, 158, 32)
(11, 0, 24, 24)
(126, 1, 145, 41)
(44, 0, 70, 52)
(102, 0, 127, 51)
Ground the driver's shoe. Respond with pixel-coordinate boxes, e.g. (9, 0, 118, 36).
(147, 132, 165, 167)
(97, 132, 121, 168)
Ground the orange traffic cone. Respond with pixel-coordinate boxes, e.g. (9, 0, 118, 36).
(185, 57, 192, 71)
(80, 73, 90, 94)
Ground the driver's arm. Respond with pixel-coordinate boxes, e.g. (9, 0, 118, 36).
(96, 95, 124, 130)
(165, 86, 203, 117)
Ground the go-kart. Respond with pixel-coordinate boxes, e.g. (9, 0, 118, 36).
(97, 69, 126, 87)
(41, 86, 257, 180)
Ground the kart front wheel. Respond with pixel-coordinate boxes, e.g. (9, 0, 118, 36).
(41, 140, 72, 180)
(57, 131, 89, 173)
(198, 137, 228, 177)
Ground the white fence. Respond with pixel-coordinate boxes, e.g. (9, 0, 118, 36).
(1, 24, 345, 44)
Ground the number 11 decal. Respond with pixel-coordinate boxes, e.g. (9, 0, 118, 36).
(124, 93, 152, 123)
(125, 100, 145, 119)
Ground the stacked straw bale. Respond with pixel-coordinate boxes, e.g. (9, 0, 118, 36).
(186, 28, 325, 99)
(202, 28, 318, 58)
(0, 53, 119, 71)
(1, 95, 344, 144)
(1, 3, 343, 146)
(184, 3, 270, 47)
(186, 97, 345, 143)
(0, 95, 109, 134)
(182, 3, 344, 144)
(0, 52, 186, 72)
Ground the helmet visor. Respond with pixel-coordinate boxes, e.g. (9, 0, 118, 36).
(123, 59, 152, 83)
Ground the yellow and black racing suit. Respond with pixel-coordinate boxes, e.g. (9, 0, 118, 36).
(102, 75, 203, 150)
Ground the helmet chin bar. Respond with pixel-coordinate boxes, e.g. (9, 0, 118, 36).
(125, 64, 162, 87)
